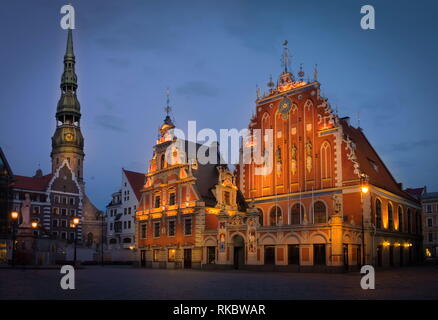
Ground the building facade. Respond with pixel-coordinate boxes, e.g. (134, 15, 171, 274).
(422, 191, 438, 258)
(0, 148, 14, 263)
(106, 169, 144, 249)
(136, 48, 422, 271)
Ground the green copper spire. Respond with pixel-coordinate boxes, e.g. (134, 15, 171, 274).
(58, 29, 80, 115)
(65, 28, 74, 59)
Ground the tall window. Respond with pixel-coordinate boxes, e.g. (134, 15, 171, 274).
(320, 142, 331, 180)
(398, 206, 403, 232)
(154, 222, 160, 238)
(416, 211, 421, 234)
(407, 209, 412, 233)
(375, 199, 382, 229)
(184, 218, 192, 236)
(168, 220, 176, 236)
(388, 203, 394, 230)
(140, 224, 147, 239)
(168, 249, 176, 262)
(154, 195, 161, 208)
(257, 208, 264, 226)
(290, 204, 303, 225)
(224, 191, 231, 205)
(313, 201, 327, 224)
(169, 192, 176, 205)
(269, 206, 281, 226)
(160, 154, 166, 169)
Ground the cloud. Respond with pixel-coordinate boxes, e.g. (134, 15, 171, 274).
(94, 114, 127, 132)
(384, 139, 438, 153)
(176, 81, 218, 97)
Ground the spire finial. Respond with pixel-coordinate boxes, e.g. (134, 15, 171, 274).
(267, 74, 275, 90)
(298, 63, 305, 80)
(65, 28, 74, 59)
(313, 64, 318, 82)
(165, 88, 171, 116)
(281, 40, 290, 73)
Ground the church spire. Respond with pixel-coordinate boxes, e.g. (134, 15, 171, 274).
(51, 29, 84, 181)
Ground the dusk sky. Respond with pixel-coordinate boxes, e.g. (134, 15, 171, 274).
(1, 0, 437, 209)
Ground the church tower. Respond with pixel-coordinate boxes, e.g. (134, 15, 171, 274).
(51, 29, 84, 183)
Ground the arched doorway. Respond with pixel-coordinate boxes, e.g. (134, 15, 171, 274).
(232, 234, 245, 269)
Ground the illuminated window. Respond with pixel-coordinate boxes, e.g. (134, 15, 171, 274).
(313, 201, 327, 224)
(154, 195, 161, 208)
(269, 206, 281, 226)
(290, 204, 303, 225)
(168, 249, 176, 262)
(388, 203, 394, 230)
(375, 199, 382, 229)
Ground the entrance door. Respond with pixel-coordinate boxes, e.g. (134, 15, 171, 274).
(343, 244, 349, 270)
(264, 246, 275, 265)
(232, 235, 245, 269)
(207, 246, 216, 264)
(140, 250, 146, 267)
(288, 245, 299, 265)
(314, 244, 326, 265)
(183, 249, 192, 269)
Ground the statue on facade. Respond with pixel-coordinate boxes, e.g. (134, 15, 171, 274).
(20, 193, 31, 228)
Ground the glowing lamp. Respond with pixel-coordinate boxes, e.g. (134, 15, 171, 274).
(73, 217, 80, 225)
(11, 211, 19, 220)
(361, 186, 369, 194)
(31, 221, 38, 229)
(382, 241, 390, 247)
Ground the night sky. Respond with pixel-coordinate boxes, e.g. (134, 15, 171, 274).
(1, 0, 437, 209)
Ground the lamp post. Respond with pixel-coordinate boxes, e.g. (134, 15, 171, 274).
(10, 211, 19, 267)
(71, 217, 80, 266)
(31, 221, 38, 265)
(360, 173, 369, 266)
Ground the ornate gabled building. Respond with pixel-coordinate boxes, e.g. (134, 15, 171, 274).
(135, 110, 249, 269)
(236, 46, 422, 270)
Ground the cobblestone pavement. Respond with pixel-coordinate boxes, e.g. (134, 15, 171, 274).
(1, 265, 437, 300)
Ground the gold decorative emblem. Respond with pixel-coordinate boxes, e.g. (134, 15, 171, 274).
(65, 133, 74, 142)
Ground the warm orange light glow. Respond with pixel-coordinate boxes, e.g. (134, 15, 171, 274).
(361, 186, 369, 194)
(31, 221, 38, 229)
(382, 241, 390, 247)
(394, 242, 400, 247)
(11, 211, 19, 220)
(73, 217, 80, 225)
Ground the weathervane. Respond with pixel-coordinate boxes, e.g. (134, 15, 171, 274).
(281, 40, 290, 73)
(165, 88, 172, 116)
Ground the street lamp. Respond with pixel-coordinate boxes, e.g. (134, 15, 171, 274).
(71, 217, 80, 266)
(10, 211, 19, 267)
(31, 221, 39, 265)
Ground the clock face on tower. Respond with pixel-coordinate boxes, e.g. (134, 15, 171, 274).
(65, 133, 74, 142)
(279, 97, 292, 115)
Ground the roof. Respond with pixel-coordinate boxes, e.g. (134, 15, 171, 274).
(405, 187, 425, 200)
(423, 192, 438, 200)
(340, 119, 418, 203)
(123, 169, 145, 201)
(0, 147, 13, 177)
(12, 174, 53, 192)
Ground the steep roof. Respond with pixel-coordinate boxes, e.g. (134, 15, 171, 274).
(423, 192, 438, 200)
(0, 147, 13, 176)
(340, 119, 418, 203)
(405, 187, 425, 200)
(123, 169, 145, 201)
(12, 174, 53, 192)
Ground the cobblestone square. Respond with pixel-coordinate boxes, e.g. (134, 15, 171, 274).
(1, 265, 437, 300)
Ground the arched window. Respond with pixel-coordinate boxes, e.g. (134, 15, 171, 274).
(375, 199, 382, 229)
(257, 208, 264, 226)
(313, 201, 327, 224)
(320, 142, 331, 180)
(269, 206, 281, 226)
(398, 206, 403, 232)
(407, 209, 412, 233)
(290, 203, 303, 225)
(160, 154, 166, 169)
(388, 203, 394, 230)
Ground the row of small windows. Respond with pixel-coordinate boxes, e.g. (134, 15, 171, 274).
(109, 220, 133, 231)
(424, 204, 437, 213)
(140, 218, 192, 239)
(262, 201, 328, 226)
(52, 207, 76, 216)
(108, 206, 136, 217)
(53, 195, 76, 205)
(154, 192, 176, 208)
(375, 199, 420, 233)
